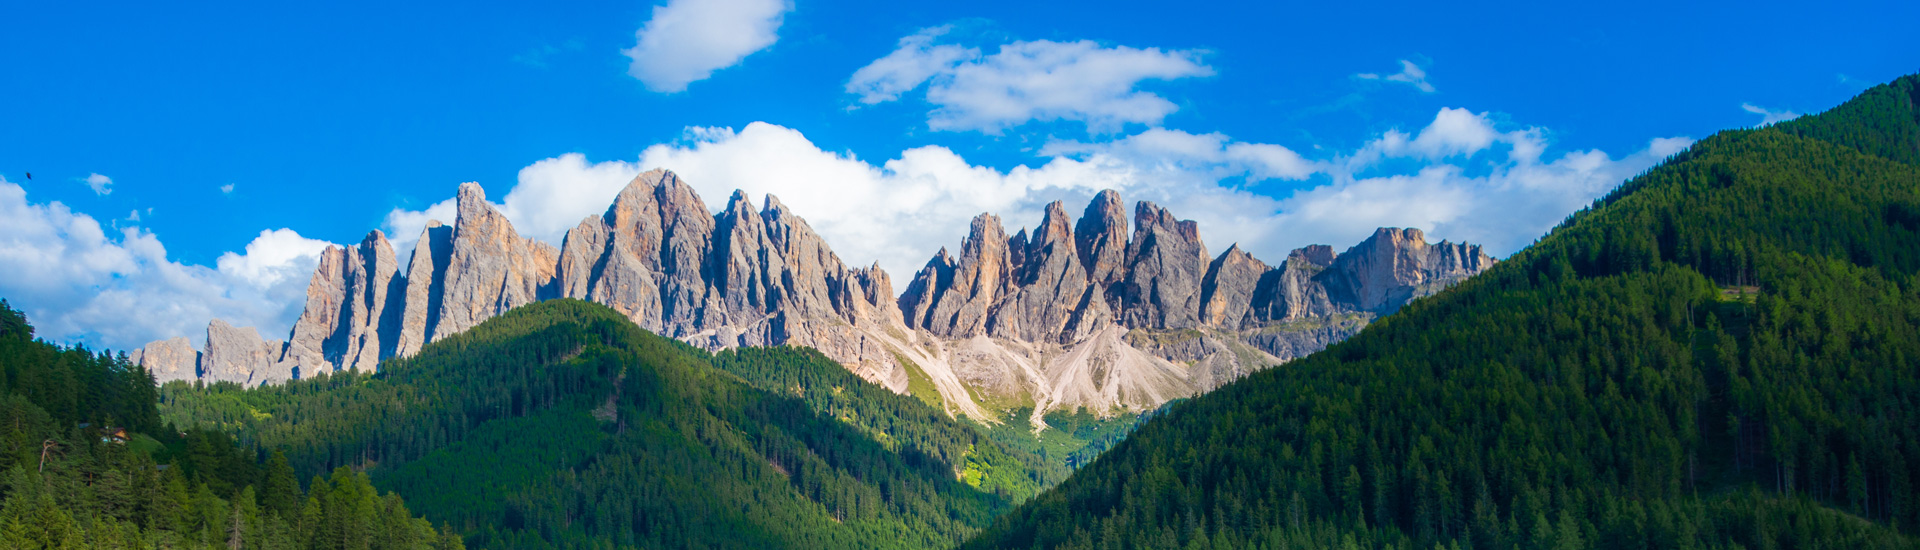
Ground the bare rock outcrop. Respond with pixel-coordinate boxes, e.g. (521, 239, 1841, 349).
(395, 221, 453, 357)
(129, 337, 199, 382)
(432, 182, 559, 342)
(1074, 189, 1129, 286)
(1199, 244, 1270, 329)
(988, 201, 1091, 343)
(280, 230, 405, 377)
(1116, 202, 1210, 330)
(201, 319, 285, 386)
(1319, 227, 1494, 314)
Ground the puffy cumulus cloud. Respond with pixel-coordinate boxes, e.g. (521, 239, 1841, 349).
(216, 229, 336, 289)
(81, 173, 113, 195)
(1355, 59, 1436, 93)
(379, 110, 1689, 289)
(382, 153, 643, 258)
(1349, 107, 1512, 166)
(1280, 134, 1693, 256)
(848, 28, 1213, 133)
(0, 176, 334, 352)
(635, 123, 1121, 274)
(1741, 103, 1800, 126)
(623, 0, 791, 93)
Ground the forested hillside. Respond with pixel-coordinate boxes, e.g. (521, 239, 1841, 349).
(962, 74, 1920, 550)
(160, 298, 1061, 549)
(0, 299, 460, 549)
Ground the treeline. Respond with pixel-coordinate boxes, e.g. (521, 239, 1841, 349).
(162, 299, 1058, 549)
(0, 299, 459, 549)
(962, 75, 1920, 549)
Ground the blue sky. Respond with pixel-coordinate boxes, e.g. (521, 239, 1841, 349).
(3, 0, 1916, 350)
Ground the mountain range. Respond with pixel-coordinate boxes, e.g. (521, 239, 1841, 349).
(132, 176, 1491, 423)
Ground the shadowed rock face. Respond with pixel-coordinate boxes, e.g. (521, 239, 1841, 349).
(136, 171, 1493, 419)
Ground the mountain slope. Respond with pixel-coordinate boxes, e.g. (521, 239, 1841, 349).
(159, 298, 1058, 549)
(962, 75, 1920, 550)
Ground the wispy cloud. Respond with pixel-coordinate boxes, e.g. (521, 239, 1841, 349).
(512, 39, 584, 68)
(220, 183, 235, 194)
(80, 173, 113, 195)
(623, 0, 792, 93)
(1741, 103, 1799, 126)
(1355, 59, 1435, 93)
(847, 26, 1214, 133)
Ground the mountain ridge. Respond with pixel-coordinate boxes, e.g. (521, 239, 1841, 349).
(134, 173, 1494, 423)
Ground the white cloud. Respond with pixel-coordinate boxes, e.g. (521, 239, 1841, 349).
(0, 176, 334, 352)
(1741, 103, 1799, 126)
(1355, 59, 1436, 93)
(378, 110, 1683, 282)
(848, 28, 1214, 133)
(623, 0, 791, 93)
(81, 173, 113, 195)
(381, 153, 644, 259)
(1348, 107, 1514, 167)
(1043, 128, 1318, 182)
(846, 26, 978, 104)
(382, 197, 456, 261)
(220, 183, 235, 194)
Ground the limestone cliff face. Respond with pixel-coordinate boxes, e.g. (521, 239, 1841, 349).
(199, 319, 284, 386)
(433, 182, 559, 342)
(129, 337, 199, 382)
(395, 221, 452, 358)
(1317, 227, 1494, 314)
(1117, 201, 1211, 330)
(893, 191, 1496, 419)
(134, 172, 1493, 420)
(281, 230, 404, 378)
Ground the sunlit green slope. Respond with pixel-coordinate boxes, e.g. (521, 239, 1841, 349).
(162, 298, 1059, 549)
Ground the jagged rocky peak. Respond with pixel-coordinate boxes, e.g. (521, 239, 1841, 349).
(1117, 200, 1211, 330)
(130, 337, 199, 382)
(281, 229, 404, 378)
(987, 200, 1091, 343)
(396, 220, 452, 357)
(916, 213, 1017, 338)
(1320, 227, 1495, 314)
(1290, 244, 1336, 267)
(1199, 244, 1271, 329)
(1074, 189, 1130, 286)
(899, 247, 957, 330)
(201, 319, 284, 386)
(434, 182, 560, 342)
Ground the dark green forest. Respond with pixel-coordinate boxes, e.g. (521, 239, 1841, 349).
(960, 75, 1920, 549)
(0, 299, 461, 549)
(158, 299, 1061, 549)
